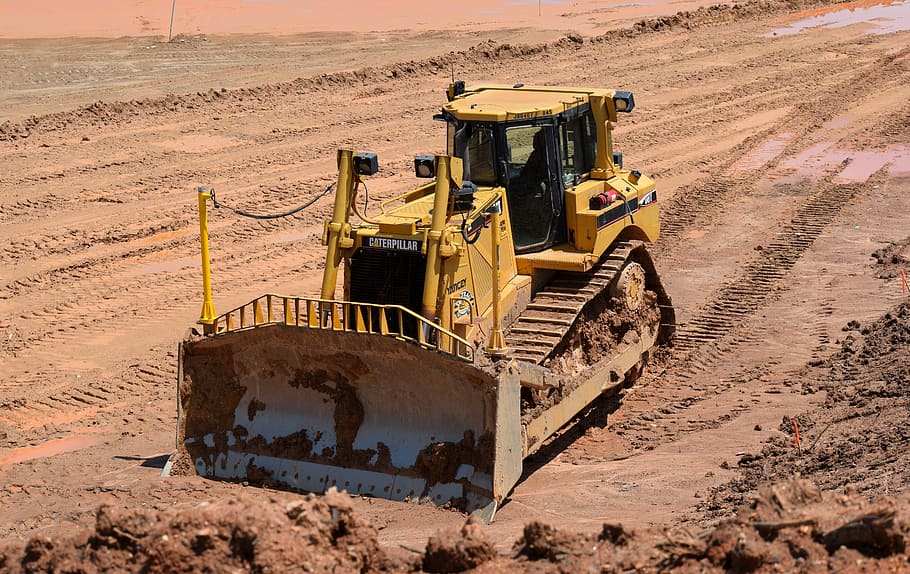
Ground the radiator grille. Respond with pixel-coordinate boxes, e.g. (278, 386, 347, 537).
(349, 248, 426, 315)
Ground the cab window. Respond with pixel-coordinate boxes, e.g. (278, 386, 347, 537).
(448, 122, 497, 185)
(559, 112, 596, 185)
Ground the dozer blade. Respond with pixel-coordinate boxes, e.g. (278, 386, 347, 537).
(176, 325, 523, 513)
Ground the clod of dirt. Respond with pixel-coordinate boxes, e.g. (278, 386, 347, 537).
(871, 237, 910, 279)
(599, 522, 631, 546)
(1, 479, 908, 572)
(515, 521, 594, 561)
(0, 488, 391, 574)
(422, 520, 496, 573)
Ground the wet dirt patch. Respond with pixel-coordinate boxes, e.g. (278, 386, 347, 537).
(767, 0, 910, 36)
(780, 143, 909, 183)
(0, 434, 101, 467)
(730, 132, 794, 171)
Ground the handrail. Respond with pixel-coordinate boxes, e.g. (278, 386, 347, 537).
(211, 294, 475, 363)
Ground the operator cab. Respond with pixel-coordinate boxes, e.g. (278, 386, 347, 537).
(442, 90, 600, 254)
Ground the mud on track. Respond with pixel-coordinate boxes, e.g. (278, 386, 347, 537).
(1, 0, 909, 562)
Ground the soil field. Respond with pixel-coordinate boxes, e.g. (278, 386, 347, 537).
(1, 0, 909, 570)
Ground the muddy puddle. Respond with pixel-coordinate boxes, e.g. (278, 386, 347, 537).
(731, 132, 794, 171)
(767, 0, 910, 36)
(0, 434, 100, 467)
(780, 143, 910, 183)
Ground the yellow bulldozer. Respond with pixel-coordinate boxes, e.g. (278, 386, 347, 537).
(174, 82, 674, 519)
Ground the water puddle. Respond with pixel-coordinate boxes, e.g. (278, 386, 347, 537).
(767, 0, 910, 36)
(732, 132, 794, 171)
(780, 142, 909, 183)
(0, 434, 100, 467)
(834, 150, 907, 183)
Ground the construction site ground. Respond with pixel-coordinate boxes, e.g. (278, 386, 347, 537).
(1, 0, 909, 570)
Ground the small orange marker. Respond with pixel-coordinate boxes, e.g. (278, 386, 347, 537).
(793, 419, 801, 451)
(901, 269, 908, 294)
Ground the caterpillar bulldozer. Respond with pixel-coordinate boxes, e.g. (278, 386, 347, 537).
(175, 82, 674, 519)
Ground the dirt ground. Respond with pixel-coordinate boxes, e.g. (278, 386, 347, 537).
(1, 0, 909, 570)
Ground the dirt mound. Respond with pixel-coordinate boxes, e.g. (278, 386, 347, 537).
(0, 488, 403, 573)
(0, 0, 851, 143)
(494, 480, 909, 572)
(872, 238, 910, 280)
(705, 480, 910, 571)
(4, 479, 905, 572)
(625, 0, 850, 34)
(705, 296, 910, 519)
(423, 520, 496, 573)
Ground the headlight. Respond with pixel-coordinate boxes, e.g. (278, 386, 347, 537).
(353, 152, 379, 176)
(414, 155, 435, 178)
(613, 91, 635, 113)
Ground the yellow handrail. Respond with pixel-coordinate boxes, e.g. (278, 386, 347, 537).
(210, 294, 475, 362)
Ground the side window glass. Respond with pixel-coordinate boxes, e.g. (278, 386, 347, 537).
(559, 112, 597, 184)
(451, 122, 497, 186)
(466, 128, 496, 184)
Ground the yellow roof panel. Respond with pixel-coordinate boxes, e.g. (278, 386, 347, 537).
(443, 85, 612, 122)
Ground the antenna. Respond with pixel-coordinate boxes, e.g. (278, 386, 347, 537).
(451, 62, 455, 84)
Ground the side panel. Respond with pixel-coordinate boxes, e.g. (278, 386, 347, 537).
(568, 175, 659, 255)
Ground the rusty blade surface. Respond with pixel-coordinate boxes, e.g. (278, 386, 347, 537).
(177, 325, 516, 510)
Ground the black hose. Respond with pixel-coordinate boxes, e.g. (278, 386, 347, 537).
(461, 213, 484, 245)
(210, 182, 335, 220)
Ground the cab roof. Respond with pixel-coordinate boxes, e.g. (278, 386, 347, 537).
(442, 84, 615, 122)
